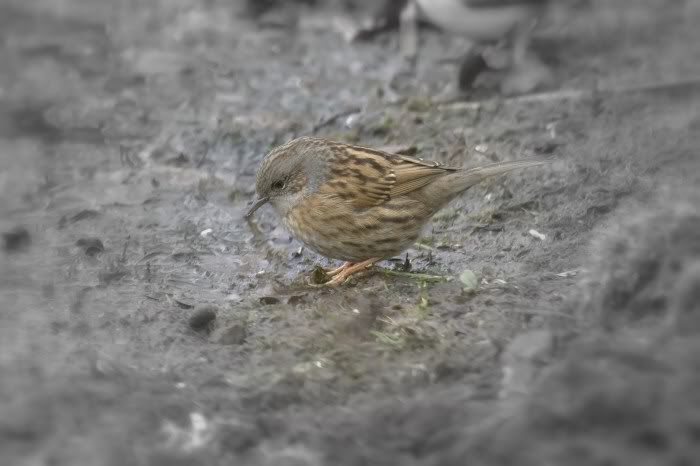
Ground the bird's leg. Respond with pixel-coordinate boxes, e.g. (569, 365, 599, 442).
(325, 258, 381, 286)
(324, 262, 353, 277)
(398, 0, 418, 65)
(389, 0, 419, 92)
(457, 44, 487, 92)
(500, 19, 552, 95)
(511, 21, 533, 69)
(349, 0, 408, 43)
(482, 39, 511, 70)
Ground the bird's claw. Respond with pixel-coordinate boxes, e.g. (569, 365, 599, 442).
(320, 258, 380, 287)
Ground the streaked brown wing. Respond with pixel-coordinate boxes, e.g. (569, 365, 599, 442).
(388, 153, 458, 197)
(320, 142, 456, 209)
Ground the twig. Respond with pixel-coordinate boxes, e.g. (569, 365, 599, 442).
(311, 107, 361, 133)
(120, 235, 130, 263)
(378, 267, 451, 282)
(437, 77, 700, 111)
(196, 140, 210, 168)
(501, 308, 578, 320)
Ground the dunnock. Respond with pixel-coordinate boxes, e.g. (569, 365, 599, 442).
(246, 137, 548, 286)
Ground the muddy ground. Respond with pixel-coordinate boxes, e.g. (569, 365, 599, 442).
(1, 0, 700, 464)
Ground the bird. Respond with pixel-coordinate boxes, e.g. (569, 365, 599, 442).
(245, 136, 548, 286)
(399, 0, 553, 94)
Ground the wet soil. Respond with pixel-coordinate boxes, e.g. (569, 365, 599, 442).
(2, 0, 700, 464)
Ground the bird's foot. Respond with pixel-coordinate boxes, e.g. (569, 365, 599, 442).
(324, 258, 380, 286)
(324, 262, 352, 277)
(457, 49, 488, 92)
(398, 0, 418, 62)
(481, 46, 512, 70)
(386, 0, 418, 92)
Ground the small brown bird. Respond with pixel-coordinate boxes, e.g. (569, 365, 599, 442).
(246, 137, 548, 286)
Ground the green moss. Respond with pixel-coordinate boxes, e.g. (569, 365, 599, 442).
(433, 207, 460, 223)
(468, 207, 501, 224)
(370, 319, 440, 351)
(370, 114, 396, 137)
(328, 129, 361, 143)
(311, 266, 329, 285)
(404, 96, 433, 113)
(379, 268, 451, 283)
(370, 329, 406, 348)
(417, 235, 435, 246)
(228, 189, 246, 202)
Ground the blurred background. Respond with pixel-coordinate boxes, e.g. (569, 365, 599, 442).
(1, 1, 700, 465)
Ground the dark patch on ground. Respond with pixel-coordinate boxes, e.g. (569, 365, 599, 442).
(2, 226, 31, 252)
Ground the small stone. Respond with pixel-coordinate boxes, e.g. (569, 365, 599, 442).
(165, 152, 189, 166)
(188, 306, 218, 331)
(287, 295, 307, 305)
(211, 323, 247, 345)
(259, 296, 280, 305)
(76, 237, 105, 256)
(528, 229, 546, 241)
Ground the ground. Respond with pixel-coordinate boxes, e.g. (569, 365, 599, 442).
(1, 0, 700, 465)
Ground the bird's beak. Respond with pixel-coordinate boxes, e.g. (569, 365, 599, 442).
(245, 197, 269, 219)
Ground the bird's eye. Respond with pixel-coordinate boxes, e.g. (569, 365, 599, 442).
(271, 180, 285, 190)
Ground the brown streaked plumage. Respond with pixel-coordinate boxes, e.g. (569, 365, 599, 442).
(246, 136, 549, 286)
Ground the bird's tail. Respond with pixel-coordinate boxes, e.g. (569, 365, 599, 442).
(457, 157, 551, 189)
(424, 157, 551, 207)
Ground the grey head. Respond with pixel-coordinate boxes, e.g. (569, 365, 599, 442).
(245, 137, 331, 219)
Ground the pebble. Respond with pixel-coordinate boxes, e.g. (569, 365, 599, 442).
(76, 237, 105, 256)
(259, 296, 280, 305)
